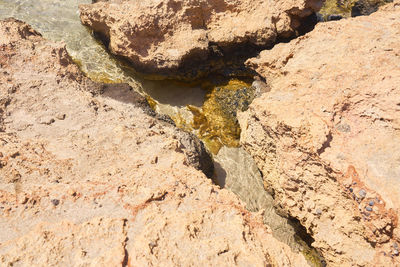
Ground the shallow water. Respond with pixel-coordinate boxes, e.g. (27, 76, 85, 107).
(0, 0, 317, 260)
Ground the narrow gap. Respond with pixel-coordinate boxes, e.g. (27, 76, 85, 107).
(287, 217, 327, 266)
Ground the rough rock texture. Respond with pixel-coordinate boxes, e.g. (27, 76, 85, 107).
(79, 0, 323, 79)
(239, 1, 400, 266)
(0, 18, 309, 266)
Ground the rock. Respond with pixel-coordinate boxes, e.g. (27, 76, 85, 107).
(252, 76, 271, 97)
(51, 199, 60, 206)
(351, 0, 393, 16)
(327, 14, 343, 20)
(359, 189, 367, 199)
(0, 18, 308, 266)
(99, 82, 214, 177)
(239, 2, 400, 266)
(79, 0, 323, 79)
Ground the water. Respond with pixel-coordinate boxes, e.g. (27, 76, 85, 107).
(0, 0, 317, 260)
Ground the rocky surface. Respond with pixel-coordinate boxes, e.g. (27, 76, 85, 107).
(239, 1, 400, 266)
(79, 0, 323, 79)
(0, 18, 309, 266)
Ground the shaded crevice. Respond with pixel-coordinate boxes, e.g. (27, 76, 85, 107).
(288, 217, 327, 266)
(122, 237, 129, 267)
(317, 131, 333, 155)
(122, 219, 129, 267)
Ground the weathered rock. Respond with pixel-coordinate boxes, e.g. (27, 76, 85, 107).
(239, 1, 400, 266)
(79, 0, 323, 79)
(98, 82, 214, 177)
(0, 18, 308, 266)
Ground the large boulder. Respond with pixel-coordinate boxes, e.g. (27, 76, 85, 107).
(239, 1, 400, 266)
(0, 18, 308, 266)
(79, 0, 323, 79)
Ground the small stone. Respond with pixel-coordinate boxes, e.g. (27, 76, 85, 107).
(39, 116, 55, 125)
(393, 242, 399, 249)
(366, 206, 372, 212)
(349, 188, 353, 192)
(316, 209, 322, 215)
(51, 199, 60, 206)
(394, 249, 399, 256)
(56, 113, 66, 120)
(369, 201, 374, 206)
(19, 196, 28, 205)
(358, 189, 367, 198)
(336, 123, 351, 133)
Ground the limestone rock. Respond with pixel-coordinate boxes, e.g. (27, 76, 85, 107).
(79, 0, 323, 79)
(239, 1, 400, 266)
(0, 18, 308, 266)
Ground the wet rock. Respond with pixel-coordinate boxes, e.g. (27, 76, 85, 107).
(351, 0, 393, 16)
(240, 2, 400, 266)
(79, 0, 323, 79)
(0, 18, 308, 266)
(175, 130, 214, 178)
(327, 14, 343, 20)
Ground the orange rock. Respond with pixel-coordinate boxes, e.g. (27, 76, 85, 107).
(239, 1, 400, 265)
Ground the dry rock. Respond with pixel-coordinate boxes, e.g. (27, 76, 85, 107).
(0, 18, 308, 266)
(79, 0, 323, 79)
(239, 1, 400, 266)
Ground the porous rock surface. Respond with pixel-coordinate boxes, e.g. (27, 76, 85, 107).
(79, 0, 323, 79)
(239, 1, 400, 266)
(0, 18, 309, 266)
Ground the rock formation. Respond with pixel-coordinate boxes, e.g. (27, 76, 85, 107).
(0, 18, 309, 266)
(239, 1, 400, 265)
(79, 0, 323, 79)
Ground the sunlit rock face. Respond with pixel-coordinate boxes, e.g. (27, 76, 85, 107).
(240, 1, 400, 266)
(79, 0, 323, 79)
(0, 18, 310, 266)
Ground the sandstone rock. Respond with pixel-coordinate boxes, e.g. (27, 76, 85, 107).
(0, 18, 308, 266)
(239, 1, 400, 266)
(79, 0, 323, 79)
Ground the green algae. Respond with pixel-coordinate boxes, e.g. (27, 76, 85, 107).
(188, 78, 255, 154)
(320, 0, 390, 18)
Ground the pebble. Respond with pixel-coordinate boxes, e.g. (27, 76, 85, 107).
(51, 199, 60, 206)
(349, 188, 353, 192)
(394, 249, 399, 256)
(56, 113, 66, 120)
(369, 201, 374, 206)
(316, 209, 322, 215)
(358, 189, 367, 198)
(366, 206, 372, 212)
